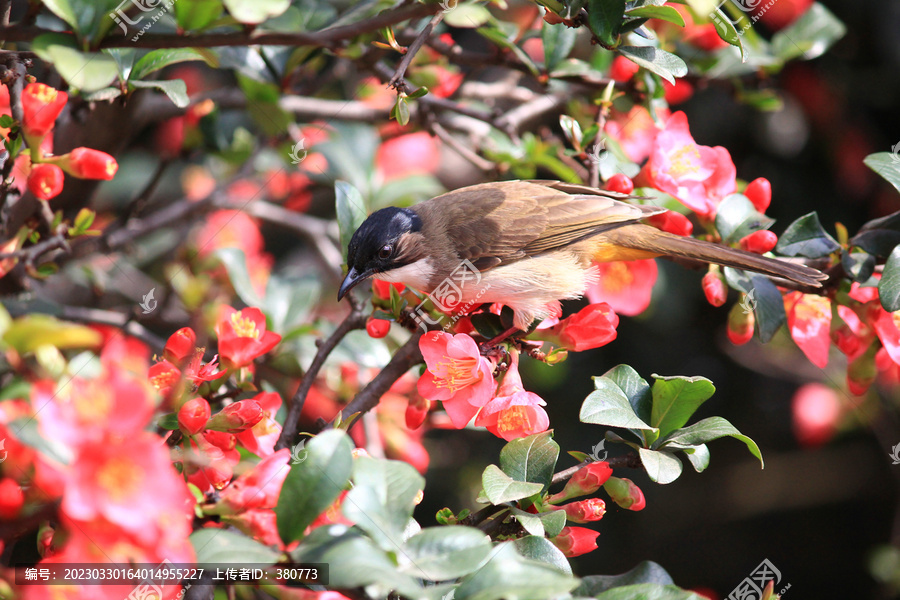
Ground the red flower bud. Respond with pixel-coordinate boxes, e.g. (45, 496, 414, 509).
(405, 395, 430, 430)
(646, 210, 693, 237)
(549, 303, 618, 352)
(739, 230, 778, 254)
(608, 56, 640, 83)
(663, 79, 694, 105)
(57, 147, 118, 180)
(557, 498, 606, 523)
(702, 269, 727, 307)
(27, 164, 64, 200)
(22, 83, 68, 139)
(372, 279, 404, 300)
(207, 400, 264, 432)
(0, 478, 24, 519)
(603, 476, 645, 511)
(727, 301, 755, 345)
(744, 177, 772, 213)
(366, 317, 391, 338)
(178, 397, 211, 435)
(549, 461, 612, 503)
(165, 327, 197, 364)
(551, 526, 599, 557)
(604, 173, 634, 195)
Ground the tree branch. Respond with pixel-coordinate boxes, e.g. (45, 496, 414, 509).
(389, 12, 444, 89)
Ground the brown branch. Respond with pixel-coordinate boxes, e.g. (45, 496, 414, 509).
(57, 305, 168, 351)
(389, 11, 444, 89)
(430, 121, 495, 172)
(275, 301, 369, 451)
(495, 92, 568, 134)
(550, 454, 641, 486)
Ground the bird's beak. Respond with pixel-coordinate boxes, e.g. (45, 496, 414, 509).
(338, 266, 373, 301)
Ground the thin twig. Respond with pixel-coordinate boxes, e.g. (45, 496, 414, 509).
(549, 454, 641, 486)
(275, 301, 369, 450)
(389, 11, 444, 89)
(430, 121, 495, 171)
(57, 305, 168, 351)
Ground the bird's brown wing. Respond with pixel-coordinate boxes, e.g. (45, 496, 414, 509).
(416, 180, 662, 268)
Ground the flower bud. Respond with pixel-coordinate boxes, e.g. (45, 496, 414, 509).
(405, 395, 430, 430)
(744, 177, 772, 213)
(604, 173, 634, 194)
(165, 327, 197, 364)
(550, 526, 599, 557)
(22, 83, 67, 139)
(548, 461, 612, 503)
(56, 148, 118, 180)
(366, 317, 391, 338)
(27, 164, 64, 200)
(727, 299, 755, 345)
(608, 56, 640, 83)
(207, 400, 264, 432)
(701, 268, 727, 307)
(646, 210, 693, 237)
(739, 230, 778, 254)
(178, 397, 211, 435)
(556, 498, 606, 523)
(603, 476, 646, 511)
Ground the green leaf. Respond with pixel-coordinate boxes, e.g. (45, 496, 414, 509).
(213, 248, 264, 307)
(594, 583, 706, 600)
(513, 536, 572, 575)
(157, 413, 179, 430)
(444, 3, 492, 27)
(617, 46, 687, 85)
(714, 194, 774, 243)
(398, 526, 492, 580)
(657, 416, 763, 467)
(391, 96, 410, 126)
(649, 374, 716, 438)
(864, 152, 900, 196)
(638, 447, 683, 484)
(576, 561, 674, 595)
(772, 3, 846, 62)
(45, 0, 120, 42)
(454, 542, 579, 600)
(723, 270, 786, 343)
(32, 34, 119, 93)
(775, 212, 840, 258)
(499, 431, 559, 490)
(600, 364, 652, 425)
(542, 22, 577, 72)
(275, 429, 353, 545)
(3, 315, 102, 354)
(587, 0, 626, 46)
(190, 529, 280, 564)
(481, 464, 545, 505)
(335, 181, 368, 262)
(707, 6, 743, 57)
(223, 0, 290, 24)
(131, 79, 190, 108)
(342, 456, 425, 553)
(559, 115, 583, 149)
(668, 442, 710, 473)
(175, 0, 225, 30)
(625, 5, 684, 26)
(508, 507, 566, 538)
(581, 377, 655, 431)
(131, 48, 214, 81)
(879, 245, 900, 312)
(842, 247, 876, 283)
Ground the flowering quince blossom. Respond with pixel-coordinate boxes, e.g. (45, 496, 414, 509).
(21, 82, 68, 138)
(545, 303, 619, 352)
(585, 259, 657, 317)
(216, 306, 282, 368)
(417, 331, 496, 428)
(605, 105, 670, 163)
(784, 291, 832, 368)
(551, 526, 600, 558)
(235, 391, 284, 456)
(639, 111, 736, 219)
(218, 448, 291, 514)
(475, 352, 549, 441)
(185, 430, 240, 492)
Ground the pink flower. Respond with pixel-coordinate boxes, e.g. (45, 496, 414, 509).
(585, 259, 657, 317)
(547, 303, 618, 352)
(474, 353, 549, 441)
(235, 392, 283, 456)
(784, 292, 832, 368)
(219, 448, 291, 513)
(791, 383, 841, 447)
(605, 106, 669, 163)
(375, 132, 440, 181)
(416, 332, 496, 428)
(640, 111, 736, 218)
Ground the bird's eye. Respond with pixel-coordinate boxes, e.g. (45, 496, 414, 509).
(378, 245, 393, 259)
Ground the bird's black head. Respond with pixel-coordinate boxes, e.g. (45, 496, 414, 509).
(338, 207, 423, 300)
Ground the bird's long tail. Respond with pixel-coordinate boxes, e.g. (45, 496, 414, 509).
(595, 224, 827, 288)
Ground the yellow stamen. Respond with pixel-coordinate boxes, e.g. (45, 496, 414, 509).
(668, 145, 702, 177)
(434, 357, 481, 394)
(602, 262, 634, 294)
(497, 406, 532, 436)
(97, 457, 142, 502)
(230, 312, 260, 339)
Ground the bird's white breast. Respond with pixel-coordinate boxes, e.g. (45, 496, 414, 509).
(375, 257, 436, 290)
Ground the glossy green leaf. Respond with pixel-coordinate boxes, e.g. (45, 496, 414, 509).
(775, 212, 840, 258)
(45, 0, 120, 42)
(576, 561, 674, 595)
(772, 3, 846, 61)
(191, 529, 280, 564)
(581, 377, 655, 431)
(445, 3, 492, 28)
(587, 0, 625, 46)
(223, 0, 290, 24)
(132, 48, 215, 81)
(175, 0, 225, 30)
(513, 536, 572, 575)
(864, 152, 900, 196)
(625, 5, 684, 26)
(131, 79, 189, 108)
(669, 442, 710, 473)
(499, 431, 559, 490)
(398, 526, 492, 580)
(275, 430, 353, 545)
(842, 247, 876, 283)
(542, 22, 578, 72)
(335, 180, 369, 262)
(707, 6, 743, 57)
(715, 194, 773, 243)
(638, 447, 683, 484)
(214, 248, 264, 307)
(600, 364, 653, 425)
(657, 416, 763, 467)
(32, 34, 119, 92)
(508, 507, 566, 539)
(594, 583, 707, 600)
(481, 464, 545, 505)
(617, 46, 687, 85)
(723, 270, 786, 343)
(454, 542, 578, 600)
(879, 245, 900, 312)
(650, 374, 716, 438)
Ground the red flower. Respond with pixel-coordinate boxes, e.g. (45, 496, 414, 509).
(727, 301, 755, 345)
(183, 350, 225, 383)
(416, 332, 496, 428)
(646, 210, 693, 237)
(375, 132, 440, 181)
(372, 279, 405, 299)
(57, 147, 119, 180)
(234, 392, 283, 457)
(21, 83, 68, 138)
(784, 292, 832, 368)
(663, 79, 694, 105)
(603, 476, 646, 510)
(701, 270, 727, 307)
(555, 498, 606, 523)
(405, 395, 431, 430)
(873, 309, 900, 367)
(219, 448, 291, 513)
(551, 526, 600, 557)
(186, 431, 239, 492)
(547, 302, 619, 352)
(586, 259, 657, 316)
(164, 327, 197, 364)
(27, 164, 64, 200)
(739, 230, 778, 254)
(366, 317, 391, 338)
(665, 4, 729, 52)
(604, 173, 634, 194)
(178, 397, 211, 435)
(791, 383, 841, 447)
(609, 56, 639, 82)
(640, 111, 736, 218)
(605, 105, 669, 163)
(755, 0, 813, 30)
(223, 508, 283, 548)
(549, 461, 613, 503)
(207, 400, 265, 432)
(0, 478, 24, 519)
(149, 359, 183, 398)
(216, 306, 282, 368)
(475, 353, 549, 441)
(744, 177, 772, 213)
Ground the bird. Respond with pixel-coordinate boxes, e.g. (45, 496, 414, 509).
(338, 180, 826, 332)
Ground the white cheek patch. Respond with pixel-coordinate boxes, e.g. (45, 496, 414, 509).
(376, 258, 435, 290)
